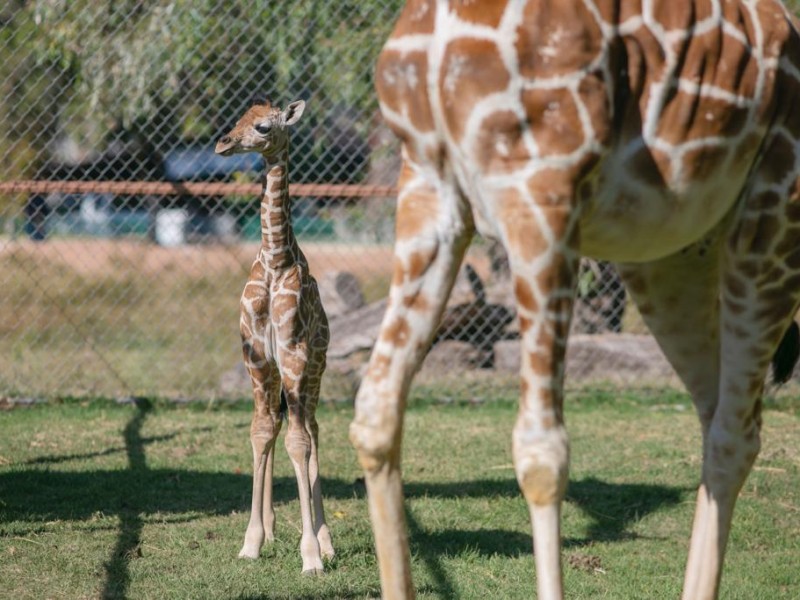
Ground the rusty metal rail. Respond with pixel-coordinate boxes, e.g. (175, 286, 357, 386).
(0, 180, 397, 198)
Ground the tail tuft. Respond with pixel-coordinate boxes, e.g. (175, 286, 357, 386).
(279, 388, 288, 420)
(772, 320, 800, 385)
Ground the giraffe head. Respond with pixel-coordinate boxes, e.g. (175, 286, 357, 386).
(215, 98, 305, 158)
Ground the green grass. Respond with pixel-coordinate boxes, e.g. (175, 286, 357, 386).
(1, 392, 798, 599)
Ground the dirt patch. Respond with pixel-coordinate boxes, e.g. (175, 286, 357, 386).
(567, 553, 604, 574)
(0, 237, 396, 281)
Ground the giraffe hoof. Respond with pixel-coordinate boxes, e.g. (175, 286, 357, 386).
(238, 547, 261, 560)
(302, 567, 325, 577)
(317, 526, 335, 559)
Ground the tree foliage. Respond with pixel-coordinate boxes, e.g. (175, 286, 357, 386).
(4, 0, 403, 184)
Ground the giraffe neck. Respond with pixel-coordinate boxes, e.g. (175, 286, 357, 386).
(260, 149, 301, 270)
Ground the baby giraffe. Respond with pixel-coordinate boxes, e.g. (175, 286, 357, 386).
(215, 98, 333, 574)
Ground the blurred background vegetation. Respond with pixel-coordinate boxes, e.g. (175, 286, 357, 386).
(1, 0, 404, 213)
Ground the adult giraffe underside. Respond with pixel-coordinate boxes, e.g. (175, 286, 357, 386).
(349, 1, 800, 599)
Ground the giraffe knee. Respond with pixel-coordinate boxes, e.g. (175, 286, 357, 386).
(349, 401, 401, 474)
(706, 421, 760, 489)
(349, 419, 398, 473)
(513, 426, 570, 506)
(250, 414, 279, 452)
(285, 427, 311, 464)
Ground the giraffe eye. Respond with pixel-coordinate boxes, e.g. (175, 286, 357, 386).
(255, 123, 271, 135)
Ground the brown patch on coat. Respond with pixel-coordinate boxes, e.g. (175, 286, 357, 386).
(278, 350, 307, 382)
(381, 317, 411, 347)
(522, 87, 584, 157)
(395, 186, 438, 241)
(377, 49, 435, 141)
(724, 270, 748, 299)
(514, 276, 538, 312)
(759, 135, 796, 185)
(474, 109, 530, 174)
(528, 350, 553, 377)
(368, 353, 392, 381)
(734, 211, 783, 256)
(402, 292, 429, 312)
(750, 213, 782, 255)
(527, 169, 581, 207)
(391, 257, 405, 287)
(407, 248, 437, 281)
(578, 72, 613, 148)
(439, 38, 510, 143)
(724, 297, 745, 316)
(270, 290, 299, 317)
(660, 0, 716, 29)
(515, 0, 603, 79)
(391, 0, 434, 37)
(657, 93, 751, 147)
(495, 189, 541, 263)
(452, 0, 507, 27)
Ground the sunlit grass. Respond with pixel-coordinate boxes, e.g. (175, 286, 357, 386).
(1, 391, 798, 599)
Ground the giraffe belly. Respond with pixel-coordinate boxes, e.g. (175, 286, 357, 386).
(578, 175, 745, 263)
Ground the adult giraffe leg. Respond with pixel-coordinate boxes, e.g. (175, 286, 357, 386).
(350, 161, 473, 600)
(617, 236, 726, 596)
(681, 179, 800, 599)
(617, 230, 724, 444)
(491, 183, 581, 600)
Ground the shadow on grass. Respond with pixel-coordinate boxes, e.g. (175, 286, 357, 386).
(566, 477, 688, 544)
(0, 404, 687, 599)
(401, 479, 686, 599)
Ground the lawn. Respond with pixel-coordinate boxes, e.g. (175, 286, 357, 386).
(1, 391, 798, 599)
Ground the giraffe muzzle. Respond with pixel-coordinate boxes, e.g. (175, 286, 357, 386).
(215, 135, 235, 156)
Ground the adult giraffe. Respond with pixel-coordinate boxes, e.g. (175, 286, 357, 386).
(349, 1, 800, 598)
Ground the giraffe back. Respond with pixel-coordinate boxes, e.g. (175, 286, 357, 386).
(377, 0, 800, 262)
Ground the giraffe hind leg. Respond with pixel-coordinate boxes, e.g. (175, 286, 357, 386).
(282, 375, 325, 575)
(682, 170, 800, 599)
(301, 341, 334, 561)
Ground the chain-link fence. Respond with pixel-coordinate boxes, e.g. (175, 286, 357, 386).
(0, 1, 679, 402)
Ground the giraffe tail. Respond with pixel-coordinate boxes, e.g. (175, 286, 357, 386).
(772, 320, 800, 385)
(279, 388, 288, 420)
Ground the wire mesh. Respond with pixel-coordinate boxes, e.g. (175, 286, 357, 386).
(0, 1, 678, 401)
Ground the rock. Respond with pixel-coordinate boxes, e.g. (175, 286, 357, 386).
(319, 271, 365, 318)
(494, 333, 676, 383)
(327, 299, 388, 360)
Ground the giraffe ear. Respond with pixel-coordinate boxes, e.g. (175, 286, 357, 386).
(283, 100, 306, 126)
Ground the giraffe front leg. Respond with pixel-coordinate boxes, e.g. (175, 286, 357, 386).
(350, 164, 473, 600)
(489, 181, 581, 600)
(239, 359, 281, 559)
